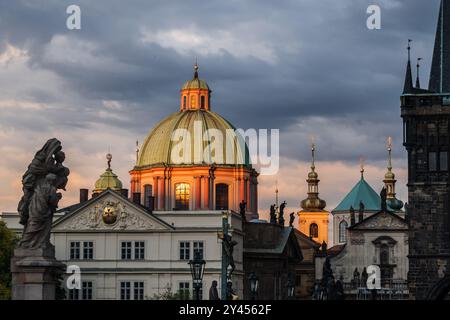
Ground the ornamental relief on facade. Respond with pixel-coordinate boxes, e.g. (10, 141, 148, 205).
(60, 198, 161, 231)
(357, 213, 406, 230)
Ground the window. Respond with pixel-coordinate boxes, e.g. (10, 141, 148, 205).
(193, 241, 204, 259)
(121, 241, 132, 260)
(134, 282, 144, 300)
(120, 282, 131, 300)
(70, 241, 80, 260)
(134, 241, 145, 260)
(190, 95, 196, 108)
(121, 241, 145, 260)
(200, 96, 205, 109)
(175, 183, 190, 210)
(143, 184, 153, 208)
(68, 282, 93, 300)
(179, 282, 190, 300)
(309, 223, 319, 238)
(82, 281, 93, 300)
(440, 151, 448, 171)
(215, 184, 229, 210)
(339, 221, 348, 243)
(380, 244, 390, 265)
(180, 241, 190, 260)
(183, 96, 187, 109)
(83, 241, 94, 260)
(429, 152, 437, 171)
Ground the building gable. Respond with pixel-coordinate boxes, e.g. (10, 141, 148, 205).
(350, 211, 407, 231)
(52, 189, 173, 232)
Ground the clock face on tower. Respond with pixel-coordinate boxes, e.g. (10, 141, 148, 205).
(102, 206, 117, 225)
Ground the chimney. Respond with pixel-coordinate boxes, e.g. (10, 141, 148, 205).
(132, 192, 141, 205)
(80, 189, 89, 203)
(121, 189, 129, 199)
(147, 196, 155, 213)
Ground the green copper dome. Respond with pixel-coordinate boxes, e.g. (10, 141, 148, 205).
(182, 78, 210, 90)
(93, 154, 123, 193)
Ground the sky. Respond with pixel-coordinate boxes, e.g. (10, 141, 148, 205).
(0, 0, 443, 220)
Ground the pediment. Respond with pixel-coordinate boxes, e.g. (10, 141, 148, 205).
(351, 211, 407, 230)
(52, 190, 172, 232)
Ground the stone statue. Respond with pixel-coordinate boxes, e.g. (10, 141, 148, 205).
(222, 233, 237, 279)
(289, 212, 295, 227)
(239, 200, 246, 222)
(209, 280, 220, 300)
(350, 206, 355, 225)
(321, 241, 327, 253)
(361, 267, 368, 288)
(18, 139, 69, 249)
(353, 267, 360, 288)
(269, 204, 277, 224)
(359, 201, 365, 222)
(12, 139, 68, 300)
(278, 201, 286, 226)
(380, 187, 387, 211)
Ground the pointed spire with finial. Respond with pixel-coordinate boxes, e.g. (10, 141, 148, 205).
(403, 39, 414, 94)
(416, 58, 423, 89)
(135, 140, 139, 164)
(383, 137, 404, 210)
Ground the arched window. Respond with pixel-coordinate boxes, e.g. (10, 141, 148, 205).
(175, 183, 190, 210)
(309, 223, 319, 238)
(200, 96, 205, 109)
(143, 184, 153, 208)
(380, 244, 389, 265)
(183, 96, 187, 109)
(190, 95, 196, 108)
(215, 183, 229, 210)
(339, 220, 348, 243)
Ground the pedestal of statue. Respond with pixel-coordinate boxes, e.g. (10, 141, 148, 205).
(11, 246, 65, 300)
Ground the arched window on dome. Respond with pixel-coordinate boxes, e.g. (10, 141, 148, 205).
(190, 95, 196, 109)
(309, 223, 319, 239)
(143, 184, 153, 208)
(200, 96, 205, 109)
(339, 220, 348, 243)
(215, 183, 229, 210)
(175, 183, 190, 210)
(183, 96, 187, 109)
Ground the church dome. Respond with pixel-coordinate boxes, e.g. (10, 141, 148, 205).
(93, 154, 123, 194)
(136, 110, 250, 168)
(182, 78, 210, 90)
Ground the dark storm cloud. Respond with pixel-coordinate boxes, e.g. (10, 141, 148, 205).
(0, 0, 442, 163)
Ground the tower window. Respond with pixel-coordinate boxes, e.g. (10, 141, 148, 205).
(190, 95, 196, 108)
(440, 151, 448, 171)
(183, 96, 187, 109)
(200, 96, 205, 109)
(309, 223, 319, 238)
(215, 183, 229, 210)
(339, 220, 348, 243)
(429, 152, 437, 171)
(175, 183, 190, 210)
(143, 184, 153, 208)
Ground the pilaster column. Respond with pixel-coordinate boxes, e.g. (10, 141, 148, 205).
(195, 176, 201, 210)
(159, 177, 165, 210)
(203, 175, 210, 209)
(153, 177, 159, 210)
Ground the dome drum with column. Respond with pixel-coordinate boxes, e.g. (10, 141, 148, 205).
(130, 65, 259, 219)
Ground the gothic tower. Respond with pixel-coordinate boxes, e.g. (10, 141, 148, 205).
(297, 142, 329, 245)
(402, 0, 450, 299)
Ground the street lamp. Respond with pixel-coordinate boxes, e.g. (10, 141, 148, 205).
(287, 275, 295, 300)
(248, 272, 259, 300)
(188, 251, 206, 300)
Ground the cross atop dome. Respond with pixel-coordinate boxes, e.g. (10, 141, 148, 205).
(180, 63, 212, 111)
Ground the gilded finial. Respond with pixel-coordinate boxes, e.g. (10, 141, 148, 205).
(136, 140, 139, 163)
(387, 136, 393, 171)
(360, 157, 365, 179)
(194, 58, 199, 78)
(310, 136, 316, 171)
(407, 39, 412, 61)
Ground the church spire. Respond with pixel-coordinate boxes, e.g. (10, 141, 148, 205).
(416, 58, 422, 89)
(429, 0, 450, 93)
(300, 141, 326, 211)
(403, 39, 414, 94)
(383, 137, 404, 210)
